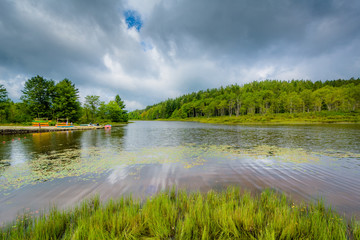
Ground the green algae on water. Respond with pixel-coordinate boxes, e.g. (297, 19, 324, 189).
(1, 144, 359, 191)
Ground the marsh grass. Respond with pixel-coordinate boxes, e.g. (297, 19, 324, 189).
(163, 111, 360, 124)
(1, 188, 359, 239)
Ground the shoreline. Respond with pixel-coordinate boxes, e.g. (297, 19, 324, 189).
(180, 118, 360, 125)
(155, 118, 360, 125)
(0, 125, 105, 135)
(145, 112, 360, 125)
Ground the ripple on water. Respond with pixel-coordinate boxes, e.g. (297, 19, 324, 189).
(1, 141, 360, 222)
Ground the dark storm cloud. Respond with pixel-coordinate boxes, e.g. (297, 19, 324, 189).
(143, 0, 360, 61)
(0, 0, 121, 77)
(0, 0, 159, 108)
(0, 0, 359, 110)
(132, 0, 360, 94)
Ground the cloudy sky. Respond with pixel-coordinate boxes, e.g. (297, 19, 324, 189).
(1, 0, 359, 110)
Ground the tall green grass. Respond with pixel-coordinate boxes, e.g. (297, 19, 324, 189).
(1, 188, 359, 239)
(164, 111, 360, 124)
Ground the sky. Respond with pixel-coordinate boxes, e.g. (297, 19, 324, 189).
(0, 0, 359, 111)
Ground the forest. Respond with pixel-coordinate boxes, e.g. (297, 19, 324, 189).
(0, 75, 128, 124)
(129, 78, 360, 120)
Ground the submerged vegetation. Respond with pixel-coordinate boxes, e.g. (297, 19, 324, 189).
(129, 78, 360, 123)
(1, 188, 359, 239)
(3, 143, 359, 191)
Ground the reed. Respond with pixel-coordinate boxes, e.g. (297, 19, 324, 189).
(1, 188, 359, 239)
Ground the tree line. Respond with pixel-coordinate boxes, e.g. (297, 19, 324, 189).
(0, 75, 128, 123)
(130, 78, 360, 120)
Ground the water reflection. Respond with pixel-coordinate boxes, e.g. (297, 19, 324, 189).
(0, 122, 360, 225)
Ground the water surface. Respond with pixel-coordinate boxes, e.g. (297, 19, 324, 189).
(0, 121, 359, 224)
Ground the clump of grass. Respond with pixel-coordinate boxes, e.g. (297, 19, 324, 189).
(172, 111, 360, 124)
(1, 188, 359, 239)
(352, 218, 360, 240)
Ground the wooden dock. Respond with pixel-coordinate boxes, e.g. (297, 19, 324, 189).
(0, 126, 104, 135)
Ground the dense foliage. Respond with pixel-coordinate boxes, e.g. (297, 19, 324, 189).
(21, 76, 55, 119)
(1, 188, 359, 239)
(52, 79, 82, 122)
(80, 94, 128, 123)
(133, 78, 360, 120)
(0, 76, 128, 124)
(0, 84, 9, 122)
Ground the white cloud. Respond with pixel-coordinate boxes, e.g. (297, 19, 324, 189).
(0, 73, 28, 100)
(124, 100, 144, 110)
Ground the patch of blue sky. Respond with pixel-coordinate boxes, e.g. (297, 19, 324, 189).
(124, 10, 143, 31)
(141, 41, 153, 52)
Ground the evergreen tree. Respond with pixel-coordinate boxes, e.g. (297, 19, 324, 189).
(0, 84, 9, 122)
(115, 94, 126, 109)
(113, 94, 128, 122)
(21, 75, 55, 118)
(0, 84, 8, 103)
(52, 79, 81, 122)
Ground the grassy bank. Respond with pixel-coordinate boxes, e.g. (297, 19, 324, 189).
(1, 188, 359, 239)
(158, 111, 360, 124)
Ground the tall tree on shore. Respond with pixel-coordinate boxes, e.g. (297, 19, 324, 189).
(115, 94, 126, 109)
(83, 95, 100, 122)
(52, 79, 81, 122)
(21, 75, 55, 118)
(0, 84, 9, 122)
(106, 101, 124, 122)
(0, 84, 8, 103)
(113, 94, 128, 122)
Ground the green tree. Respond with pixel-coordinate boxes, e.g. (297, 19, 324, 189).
(114, 95, 128, 121)
(21, 75, 55, 118)
(97, 101, 107, 120)
(0, 84, 10, 122)
(128, 110, 142, 119)
(83, 95, 100, 122)
(52, 79, 81, 122)
(0, 84, 8, 103)
(115, 95, 126, 109)
(300, 89, 313, 112)
(106, 101, 123, 122)
(313, 87, 330, 111)
(132, 78, 360, 120)
(7, 102, 32, 123)
(106, 100, 128, 122)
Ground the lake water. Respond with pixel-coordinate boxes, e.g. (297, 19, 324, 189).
(0, 121, 360, 224)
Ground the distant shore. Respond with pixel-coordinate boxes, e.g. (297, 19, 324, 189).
(150, 112, 360, 125)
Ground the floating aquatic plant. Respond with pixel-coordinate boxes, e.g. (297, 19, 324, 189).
(0, 144, 359, 191)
